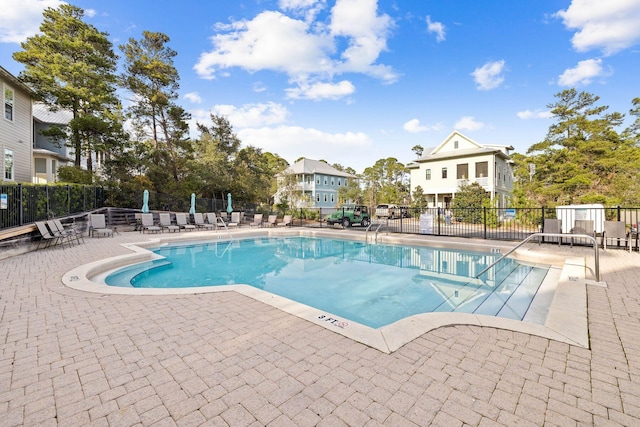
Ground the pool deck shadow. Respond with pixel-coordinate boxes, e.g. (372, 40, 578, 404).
(63, 228, 590, 354)
(3, 226, 638, 426)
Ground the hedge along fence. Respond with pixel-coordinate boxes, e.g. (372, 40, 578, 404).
(0, 183, 106, 229)
(0, 184, 252, 231)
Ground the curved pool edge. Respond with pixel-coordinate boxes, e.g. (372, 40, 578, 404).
(61, 228, 590, 353)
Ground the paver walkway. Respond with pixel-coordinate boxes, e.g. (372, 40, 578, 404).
(1, 231, 639, 426)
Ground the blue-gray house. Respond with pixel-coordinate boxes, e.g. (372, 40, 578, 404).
(275, 158, 358, 209)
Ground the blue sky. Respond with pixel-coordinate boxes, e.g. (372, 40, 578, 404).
(1, 0, 639, 173)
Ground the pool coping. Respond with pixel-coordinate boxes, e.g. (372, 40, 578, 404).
(61, 228, 591, 354)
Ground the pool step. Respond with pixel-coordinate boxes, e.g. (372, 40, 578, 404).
(441, 262, 549, 320)
(105, 259, 173, 287)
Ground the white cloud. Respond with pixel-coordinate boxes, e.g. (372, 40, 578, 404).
(184, 92, 202, 104)
(209, 102, 289, 128)
(329, 0, 396, 81)
(403, 119, 427, 133)
(455, 116, 484, 131)
(279, 0, 327, 22)
(517, 109, 554, 120)
(253, 82, 267, 93)
(557, 58, 609, 86)
(194, 0, 397, 97)
(402, 118, 444, 134)
(285, 80, 355, 100)
(84, 8, 96, 18)
(426, 16, 446, 42)
(556, 0, 640, 55)
(0, 0, 64, 43)
(471, 60, 506, 90)
(237, 125, 372, 165)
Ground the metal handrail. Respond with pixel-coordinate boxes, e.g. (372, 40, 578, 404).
(215, 217, 234, 240)
(365, 222, 385, 244)
(475, 232, 599, 282)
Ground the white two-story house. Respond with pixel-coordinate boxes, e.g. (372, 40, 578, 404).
(408, 131, 514, 209)
(275, 158, 358, 209)
(1, 65, 33, 184)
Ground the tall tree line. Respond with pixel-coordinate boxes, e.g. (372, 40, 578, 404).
(12, 4, 288, 207)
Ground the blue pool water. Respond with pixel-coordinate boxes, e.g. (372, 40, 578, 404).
(105, 237, 550, 328)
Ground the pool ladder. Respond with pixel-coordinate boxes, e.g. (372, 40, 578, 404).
(365, 222, 385, 244)
(215, 217, 235, 241)
(475, 232, 600, 282)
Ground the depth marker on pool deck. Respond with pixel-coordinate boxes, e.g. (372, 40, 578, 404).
(318, 314, 349, 329)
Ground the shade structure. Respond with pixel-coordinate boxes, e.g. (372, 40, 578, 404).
(227, 193, 233, 214)
(142, 190, 150, 213)
(189, 193, 196, 214)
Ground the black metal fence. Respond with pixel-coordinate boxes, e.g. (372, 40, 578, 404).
(0, 184, 249, 230)
(2, 183, 639, 245)
(286, 205, 640, 243)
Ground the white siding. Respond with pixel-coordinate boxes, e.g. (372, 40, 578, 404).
(1, 78, 32, 183)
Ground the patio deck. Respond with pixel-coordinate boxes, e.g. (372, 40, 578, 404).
(1, 229, 638, 426)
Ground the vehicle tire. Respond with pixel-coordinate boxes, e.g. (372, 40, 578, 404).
(361, 217, 370, 228)
(342, 218, 351, 228)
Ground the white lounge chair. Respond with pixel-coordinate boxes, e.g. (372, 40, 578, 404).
(250, 213, 263, 227)
(175, 213, 196, 231)
(141, 213, 161, 233)
(277, 215, 293, 227)
(206, 213, 219, 228)
(228, 212, 240, 228)
(266, 215, 277, 227)
(159, 213, 179, 233)
(194, 213, 215, 230)
(90, 214, 113, 237)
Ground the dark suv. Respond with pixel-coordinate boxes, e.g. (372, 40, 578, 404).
(326, 205, 371, 228)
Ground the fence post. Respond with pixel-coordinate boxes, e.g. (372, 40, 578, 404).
(541, 207, 546, 244)
(483, 207, 487, 239)
(19, 183, 24, 226)
(617, 205, 621, 221)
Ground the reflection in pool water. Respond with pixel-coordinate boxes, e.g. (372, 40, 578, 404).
(106, 237, 549, 328)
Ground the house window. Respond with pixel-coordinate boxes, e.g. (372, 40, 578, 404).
(338, 178, 341, 186)
(442, 167, 447, 179)
(457, 164, 468, 180)
(35, 158, 47, 174)
(475, 161, 488, 178)
(425, 169, 431, 180)
(331, 178, 334, 186)
(324, 177, 328, 185)
(331, 194, 335, 202)
(324, 194, 328, 202)
(454, 140, 458, 149)
(4, 86, 14, 121)
(316, 194, 320, 202)
(51, 159, 57, 181)
(4, 149, 14, 180)
(316, 176, 320, 184)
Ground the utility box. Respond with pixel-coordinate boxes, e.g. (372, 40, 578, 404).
(555, 204, 605, 234)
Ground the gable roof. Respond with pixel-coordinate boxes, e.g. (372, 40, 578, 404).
(284, 158, 357, 178)
(0, 65, 33, 95)
(431, 130, 482, 155)
(411, 130, 513, 165)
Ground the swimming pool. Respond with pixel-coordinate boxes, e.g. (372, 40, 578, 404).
(105, 236, 550, 328)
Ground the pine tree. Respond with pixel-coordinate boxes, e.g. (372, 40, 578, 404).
(13, 4, 122, 173)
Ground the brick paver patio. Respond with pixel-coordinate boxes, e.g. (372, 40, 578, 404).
(1, 230, 639, 426)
